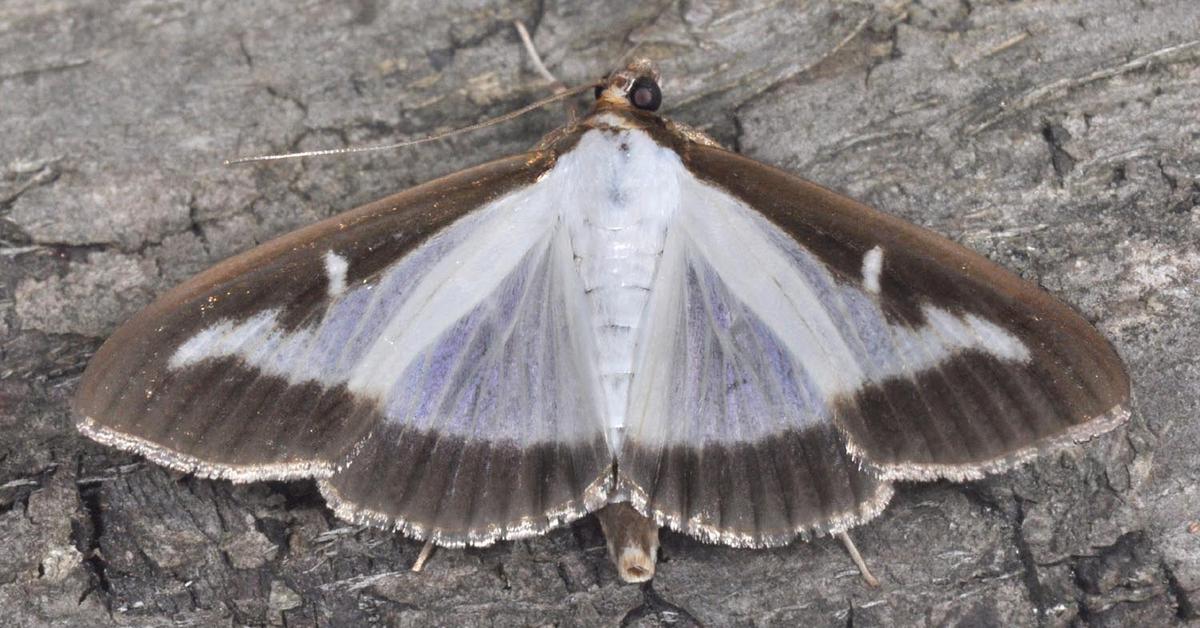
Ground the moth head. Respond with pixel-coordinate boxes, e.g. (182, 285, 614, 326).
(594, 58, 663, 112)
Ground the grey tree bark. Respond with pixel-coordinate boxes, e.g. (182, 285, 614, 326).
(2, 1, 1198, 625)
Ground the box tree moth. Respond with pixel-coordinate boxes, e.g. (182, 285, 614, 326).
(74, 58, 1131, 584)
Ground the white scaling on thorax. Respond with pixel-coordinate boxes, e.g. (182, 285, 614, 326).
(560, 129, 682, 451)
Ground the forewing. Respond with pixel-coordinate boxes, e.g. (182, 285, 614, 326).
(75, 152, 612, 545)
(684, 146, 1130, 478)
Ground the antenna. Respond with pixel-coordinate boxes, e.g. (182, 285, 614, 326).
(226, 21, 591, 166)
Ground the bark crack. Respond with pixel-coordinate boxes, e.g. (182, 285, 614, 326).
(72, 462, 113, 609)
(1041, 121, 1077, 181)
(1011, 496, 1050, 623)
(1163, 561, 1198, 620)
(619, 582, 701, 627)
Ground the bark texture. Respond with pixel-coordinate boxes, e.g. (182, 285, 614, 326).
(2, 0, 1198, 625)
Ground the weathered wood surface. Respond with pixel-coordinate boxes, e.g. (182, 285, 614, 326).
(2, 1, 1198, 625)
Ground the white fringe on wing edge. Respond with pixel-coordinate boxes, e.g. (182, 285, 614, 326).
(620, 476, 896, 549)
(77, 416, 335, 482)
(79, 415, 615, 548)
(842, 404, 1133, 483)
(317, 472, 612, 548)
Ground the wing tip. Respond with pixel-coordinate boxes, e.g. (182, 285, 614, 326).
(851, 403, 1133, 483)
(76, 415, 335, 483)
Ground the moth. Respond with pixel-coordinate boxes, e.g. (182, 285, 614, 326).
(75, 59, 1131, 583)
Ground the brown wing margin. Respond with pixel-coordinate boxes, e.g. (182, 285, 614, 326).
(619, 424, 895, 548)
(682, 144, 1131, 481)
(73, 150, 614, 545)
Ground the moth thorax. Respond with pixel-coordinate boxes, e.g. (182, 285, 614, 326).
(561, 128, 680, 451)
(571, 206, 670, 450)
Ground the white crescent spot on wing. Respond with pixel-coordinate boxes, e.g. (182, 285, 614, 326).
(324, 250, 349, 297)
(862, 246, 883, 294)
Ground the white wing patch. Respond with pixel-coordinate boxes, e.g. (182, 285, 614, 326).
(624, 165, 1032, 447)
(347, 185, 568, 399)
(170, 309, 280, 370)
(167, 150, 609, 444)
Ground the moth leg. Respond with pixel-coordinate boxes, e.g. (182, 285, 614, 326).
(837, 530, 880, 587)
(596, 502, 660, 583)
(410, 539, 436, 573)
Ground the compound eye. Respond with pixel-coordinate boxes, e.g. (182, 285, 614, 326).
(628, 76, 662, 111)
(594, 84, 604, 100)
